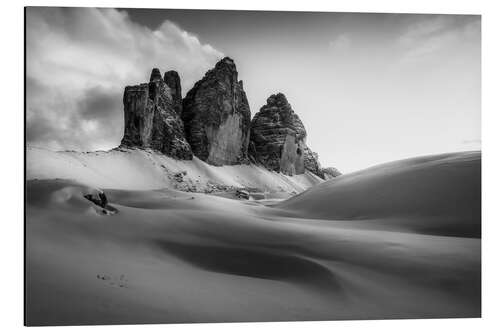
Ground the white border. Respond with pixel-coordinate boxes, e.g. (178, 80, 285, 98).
(2, 0, 499, 332)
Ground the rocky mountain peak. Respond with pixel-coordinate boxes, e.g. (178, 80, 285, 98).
(121, 68, 192, 159)
(182, 57, 251, 165)
(118, 58, 336, 178)
(149, 68, 162, 82)
(256, 92, 307, 141)
(163, 70, 182, 115)
(266, 92, 289, 107)
(249, 92, 322, 177)
(163, 70, 181, 89)
(216, 56, 236, 70)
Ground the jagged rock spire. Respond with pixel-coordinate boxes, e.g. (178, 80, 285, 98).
(149, 68, 162, 82)
(119, 58, 331, 177)
(164, 70, 182, 115)
(182, 57, 251, 165)
(121, 68, 192, 160)
(249, 92, 323, 177)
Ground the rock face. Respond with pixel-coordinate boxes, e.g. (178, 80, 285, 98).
(322, 167, 342, 180)
(182, 57, 251, 165)
(249, 93, 323, 177)
(83, 190, 108, 208)
(121, 69, 192, 160)
(118, 58, 336, 178)
(164, 70, 182, 115)
(303, 147, 323, 178)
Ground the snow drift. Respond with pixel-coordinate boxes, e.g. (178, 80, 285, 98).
(25, 150, 481, 325)
(278, 151, 481, 237)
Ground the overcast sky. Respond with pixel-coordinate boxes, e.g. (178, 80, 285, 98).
(26, 7, 480, 172)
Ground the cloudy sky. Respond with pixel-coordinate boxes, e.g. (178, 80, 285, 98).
(26, 7, 480, 172)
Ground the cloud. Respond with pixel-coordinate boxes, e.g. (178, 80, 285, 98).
(397, 15, 480, 64)
(26, 7, 223, 151)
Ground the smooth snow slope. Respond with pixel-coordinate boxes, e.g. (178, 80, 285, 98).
(26, 146, 322, 193)
(26, 177, 480, 325)
(278, 151, 481, 237)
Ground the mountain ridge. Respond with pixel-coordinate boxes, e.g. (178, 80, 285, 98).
(120, 57, 340, 179)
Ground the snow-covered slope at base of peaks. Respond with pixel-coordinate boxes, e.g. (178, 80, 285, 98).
(26, 146, 323, 194)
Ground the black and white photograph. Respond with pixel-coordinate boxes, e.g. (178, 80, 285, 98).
(24, 6, 481, 326)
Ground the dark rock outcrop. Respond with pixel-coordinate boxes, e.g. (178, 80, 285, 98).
(321, 167, 342, 180)
(118, 58, 336, 179)
(121, 69, 192, 159)
(182, 57, 251, 165)
(303, 147, 323, 178)
(249, 93, 323, 177)
(149, 68, 162, 82)
(84, 190, 108, 208)
(164, 70, 182, 115)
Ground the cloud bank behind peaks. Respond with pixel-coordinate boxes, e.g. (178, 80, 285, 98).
(26, 7, 223, 151)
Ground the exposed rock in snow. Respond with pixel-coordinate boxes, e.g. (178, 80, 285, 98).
(249, 93, 323, 178)
(121, 68, 192, 160)
(182, 57, 251, 165)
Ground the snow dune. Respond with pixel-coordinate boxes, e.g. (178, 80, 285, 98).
(279, 151, 481, 237)
(25, 150, 481, 325)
